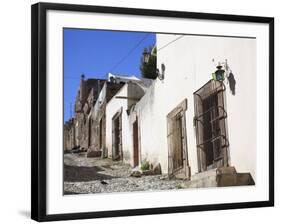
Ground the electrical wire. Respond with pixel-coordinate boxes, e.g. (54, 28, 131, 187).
(157, 35, 185, 52)
(65, 34, 183, 80)
(108, 33, 151, 73)
(64, 33, 151, 80)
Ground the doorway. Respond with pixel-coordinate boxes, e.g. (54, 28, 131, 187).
(99, 118, 103, 150)
(112, 110, 122, 161)
(133, 117, 139, 167)
(167, 99, 190, 178)
(88, 118, 92, 148)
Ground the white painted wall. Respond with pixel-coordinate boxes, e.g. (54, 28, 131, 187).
(105, 84, 133, 165)
(6, 0, 279, 224)
(137, 34, 256, 180)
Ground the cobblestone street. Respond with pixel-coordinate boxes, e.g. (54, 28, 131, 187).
(64, 152, 188, 194)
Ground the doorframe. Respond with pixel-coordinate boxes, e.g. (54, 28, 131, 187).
(167, 99, 190, 179)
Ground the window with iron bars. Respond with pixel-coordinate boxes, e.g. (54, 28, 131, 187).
(193, 80, 229, 172)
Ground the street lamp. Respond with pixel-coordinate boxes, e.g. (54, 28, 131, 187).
(214, 63, 225, 81)
(142, 49, 150, 63)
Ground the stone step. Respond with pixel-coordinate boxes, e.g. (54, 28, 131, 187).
(217, 172, 255, 186)
(184, 166, 254, 188)
(191, 168, 217, 181)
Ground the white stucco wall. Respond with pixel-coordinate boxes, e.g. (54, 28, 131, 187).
(105, 84, 133, 165)
(137, 34, 256, 180)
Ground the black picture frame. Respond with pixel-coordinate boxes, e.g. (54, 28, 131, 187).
(31, 2, 274, 222)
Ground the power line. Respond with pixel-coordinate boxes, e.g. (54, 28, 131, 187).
(108, 33, 151, 73)
(65, 33, 152, 80)
(157, 35, 185, 52)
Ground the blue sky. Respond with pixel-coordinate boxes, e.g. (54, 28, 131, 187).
(64, 28, 156, 122)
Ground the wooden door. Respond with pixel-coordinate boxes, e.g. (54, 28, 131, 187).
(167, 99, 189, 178)
(133, 118, 139, 167)
(88, 118, 91, 148)
(112, 118, 116, 159)
(118, 115, 122, 160)
(112, 111, 122, 161)
(99, 118, 103, 149)
(114, 118, 120, 159)
(172, 114, 184, 171)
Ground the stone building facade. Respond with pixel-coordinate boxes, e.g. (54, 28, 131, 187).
(63, 74, 124, 156)
(72, 75, 106, 151)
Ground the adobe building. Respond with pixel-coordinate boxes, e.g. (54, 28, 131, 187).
(105, 74, 152, 165)
(127, 34, 256, 186)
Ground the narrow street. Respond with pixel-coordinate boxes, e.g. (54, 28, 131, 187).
(64, 152, 188, 194)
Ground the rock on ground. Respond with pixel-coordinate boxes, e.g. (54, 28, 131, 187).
(64, 152, 189, 194)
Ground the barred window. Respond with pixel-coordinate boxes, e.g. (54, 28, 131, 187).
(194, 80, 229, 172)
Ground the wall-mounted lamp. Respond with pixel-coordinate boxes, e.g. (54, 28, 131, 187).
(212, 59, 231, 82)
(142, 49, 150, 64)
(214, 63, 225, 81)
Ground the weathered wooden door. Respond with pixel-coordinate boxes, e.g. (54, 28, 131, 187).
(168, 113, 185, 173)
(133, 118, 139, 167)
(88, 118, 91, 148)
(173, 114, 184, 170)
(112, 110, 122, 161)
(112, 118, 116, 159)
(117, 115, 122, 160)
(167, 99, 190, 179)
(112, 118, 119, 159)
(99, 118, 103, 150)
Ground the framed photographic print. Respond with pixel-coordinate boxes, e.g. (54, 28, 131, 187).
(31, 2, 274, 222)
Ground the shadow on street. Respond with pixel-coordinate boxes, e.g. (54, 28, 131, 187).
(64, 164, 117, 182)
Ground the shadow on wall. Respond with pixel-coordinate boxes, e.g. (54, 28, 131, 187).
(227, 72, 236, 95)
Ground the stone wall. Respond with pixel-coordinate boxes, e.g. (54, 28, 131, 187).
(87, 82, 124, 157)
(63, 119, 75, 151)
(64, 75, 124, 156)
